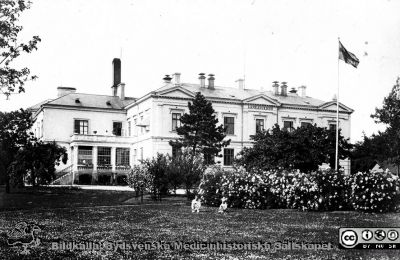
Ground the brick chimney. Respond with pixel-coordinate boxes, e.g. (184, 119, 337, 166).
(199, 73, 206, 88)
(208, 74, 215, 89)
(298, 85, 307, 97)
(280, 82, 288, 96)
(236, 78, 244, 90)
(272, 81, 279, 95)
(173, 73, 181, 85)
(57, 87, 76, 97)
(111, 58, 121, 96)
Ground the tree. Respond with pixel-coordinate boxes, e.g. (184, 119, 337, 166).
(168, 148, 205, 198)
(238, 124, 352, 172)
(370, 77, 400, 172)
(169, 92, 230, 162)
(10, 141, 67, 186)
(141, 153, 170, 201)
(0, 109, 34, 192)
(1, 0, 41, 98)
(351, 132, 391, 173)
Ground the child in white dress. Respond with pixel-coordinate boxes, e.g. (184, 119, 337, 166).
(218, 197, 228, 213)
(191, 195, 201, 213)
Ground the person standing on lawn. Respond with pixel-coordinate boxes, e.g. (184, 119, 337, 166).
(191, 195, 201, 213)
(218, 197, 228, 213)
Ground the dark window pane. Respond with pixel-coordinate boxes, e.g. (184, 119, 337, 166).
(98, 147, 111, 165)
(116, 148, 130, 166)
(256, 119, 264, 133)
(74, 120, 88, 134)
(172, 113, 181, 131)
(224, 148, 234, 166)
(224, 117, 234, 135)
(301, 122, 312, 127)
(283, 121, 293, 132)
(113, 122, 122, 136)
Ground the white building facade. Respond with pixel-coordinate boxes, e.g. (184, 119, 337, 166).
(29, 59, 353, 184)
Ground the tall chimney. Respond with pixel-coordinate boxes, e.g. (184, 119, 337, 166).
(272, 81, 279, 95)
(173, 73, 181, 85)
(112, 58, 121, 96)
(163, 75, 172, 84)
(236, 78, 244, 90)
(199, 73, 206, 88)
(208, 74, 215, 89)
(298, 85, 307, 97)
(281, 82, 288, 96)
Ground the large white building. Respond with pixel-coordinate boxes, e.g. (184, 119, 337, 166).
(29, 59, 353, 184)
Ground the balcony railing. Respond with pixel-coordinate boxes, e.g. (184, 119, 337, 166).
(97, 165, 112, 172)
(77, 164, 94, 171)
(116, 165, 131, 172)
(71, 134, 134, 144)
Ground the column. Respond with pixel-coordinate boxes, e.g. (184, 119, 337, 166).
(92, 146, 98, 184)
(111, 147, 116, 184)
(72, 146, 78, 185)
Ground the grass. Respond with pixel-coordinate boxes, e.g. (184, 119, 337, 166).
(0, 187, 399, 259)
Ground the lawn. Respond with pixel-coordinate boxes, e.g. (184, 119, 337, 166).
(0, 187, 399, 259)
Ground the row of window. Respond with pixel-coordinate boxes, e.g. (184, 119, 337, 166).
(78, 147, 130, 166)
(74, 120, 123, 136)
(172, 147, 235, 166)
(74, 117, 338, 136)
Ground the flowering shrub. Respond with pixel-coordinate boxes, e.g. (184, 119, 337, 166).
(199, 166, 274, 209)
(219, 167, 273, 209)
(199, 165, 400, 213)
(126, 164, 153, 197)
(313, 169, 351, 211)
(198, 165, 225, 206)
(349, 170, 399, 213)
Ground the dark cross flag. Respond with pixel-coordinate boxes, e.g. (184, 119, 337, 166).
(339, 41, 359, 68)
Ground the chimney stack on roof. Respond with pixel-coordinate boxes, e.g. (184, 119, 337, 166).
(199, 73, 206, 88)
(163, 75, 172, 84)
(236, 78, 244, 90)
(173, 73, 181, 85)
(208, 74, 215, 89)
(280, 82, 288, 96)
(112, 58, 121, 96)
(298, 85, 307, 97)
(272, 81, 279, 95)
(57, 87, 76, 97)
(289, 87, 297, 94)
(118, 83, 125, 100)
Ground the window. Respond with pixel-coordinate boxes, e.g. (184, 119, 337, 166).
(204, 153, 214, 165)
(172, 113, 181, 131)
(74, 119, 88, 135)
(256, 119, 264, 133)
(329, 123, 337, 131)
(224, 148, 234, 166)
(224, 117, 235, 135)
(140, 147, 144, 160)
(113, 122, 122, 136)
(128, 121, 131, 136)
(116, 148, 130, 166)
(78, 146, 92, 165)
(301, 122, 312, 128)
(172, 146, 181, 158)
(283, 121, 294, 132)
(98, 147, 111, 165)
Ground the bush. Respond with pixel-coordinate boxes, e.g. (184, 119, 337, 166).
(313, 169, 352, 211)
(349, 170, 399, 213)
(199, 166, 274, 209)
(198, 166, 225, 206)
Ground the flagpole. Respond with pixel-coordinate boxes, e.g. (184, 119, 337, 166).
(335, 37, 340, 171)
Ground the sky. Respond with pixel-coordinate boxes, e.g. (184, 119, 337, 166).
(1, 0, 400, 142)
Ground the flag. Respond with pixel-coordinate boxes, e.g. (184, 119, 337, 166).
(339, 41, 359, 68)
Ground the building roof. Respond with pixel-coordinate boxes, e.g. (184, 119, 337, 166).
(29, 93, 136, 113)
(152, 83, 354, 113)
